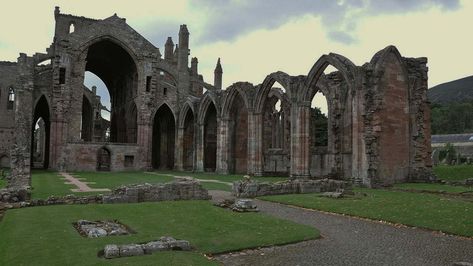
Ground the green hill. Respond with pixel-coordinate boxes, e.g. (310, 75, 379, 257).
(428, 75, 473, 104)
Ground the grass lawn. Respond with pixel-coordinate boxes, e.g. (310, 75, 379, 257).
(260, 188, 473, 237)
(30, 170, 289, 198)
(155, 170, 287, 183)
(72, 171, 175, 189)
(31, 171, 174, 199)
(0, 201, 318, 266)
(392, 182, 473, 193)
(433, 164, 473, 181)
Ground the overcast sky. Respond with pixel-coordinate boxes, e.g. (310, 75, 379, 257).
(1, 0, 472, 115)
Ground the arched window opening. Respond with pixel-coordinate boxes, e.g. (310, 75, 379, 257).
(7, 88, 14, 110)
(262, 83, 290, 175)
(310, 92, 328, 147)
(69, 23, 75, 33)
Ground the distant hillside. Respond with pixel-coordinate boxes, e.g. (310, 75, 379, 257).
(428, 75, 473, 105)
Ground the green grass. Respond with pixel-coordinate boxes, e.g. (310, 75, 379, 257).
(393, 182, 473, 193)
(30, 171, 174, 199)
(433, 165, 473, 181)
(0, 168, 9, 189)
(156, 170, 288, 184)
(260, 188, 473, 237)
(72, 171, 174, 189)
(30, 170, 288, 198)
(0, 201, 318, 266)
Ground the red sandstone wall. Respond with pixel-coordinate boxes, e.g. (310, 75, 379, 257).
(377, 53, 410, 184)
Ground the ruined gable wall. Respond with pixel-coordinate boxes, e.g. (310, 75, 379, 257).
(0, 62, 19, 160)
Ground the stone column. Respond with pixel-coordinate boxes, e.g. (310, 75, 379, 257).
(216, 118, 230, 174)
(175, 126, 184, 171)
(138, 122, 152, 170)
(248, 112, 263, 176)
(67, 55, 85, 142)
(290, 101, 311, 178)
(195, 123, 204, 172)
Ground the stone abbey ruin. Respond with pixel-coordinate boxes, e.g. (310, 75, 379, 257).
(0, 7, 433, 192)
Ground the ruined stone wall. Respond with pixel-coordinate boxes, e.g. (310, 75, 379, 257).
(0, 62, 19, 164)
(61, 143, 140, 172)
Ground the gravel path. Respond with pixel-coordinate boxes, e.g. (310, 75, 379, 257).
(210, 191, 473, 266)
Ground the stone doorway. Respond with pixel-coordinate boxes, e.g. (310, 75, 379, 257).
(97, 147, 111, 171)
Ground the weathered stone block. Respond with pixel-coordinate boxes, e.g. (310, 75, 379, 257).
(104, 245, 120, 259)
(119, 244, 144, 257)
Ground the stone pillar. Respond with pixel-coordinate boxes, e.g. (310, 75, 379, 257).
(195, 123, 204, 172)
(290, 101, 311, 178)
(216, 118, 229, 174)
(67, 56, 85, 142)
(175, 126, 185, 171)
(9, 54, 34, 189)
(138, 122, 152, 170)
(248, 112, 263, 176)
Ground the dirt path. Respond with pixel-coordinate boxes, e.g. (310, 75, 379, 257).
(210, 191, 473, 266)
(60, 172, 110, 193)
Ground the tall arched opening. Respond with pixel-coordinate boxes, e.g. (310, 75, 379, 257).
(31, 96, 50, 169)
(229, 93, 248, 174)
(262, 87, 291, 175)
(83, 39, 137, 143)
(152, 104, 176, 169)
(203, 102, 217, 172)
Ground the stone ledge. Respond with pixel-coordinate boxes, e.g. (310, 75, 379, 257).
(103, 180, 211, 204)
(233, 178, 351, 198)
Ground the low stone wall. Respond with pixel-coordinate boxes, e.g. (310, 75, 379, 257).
(1, 180, 210, 209)
(233, 178, 351, 198)
(0, 187, 30, 203)
(103, 180, 211, 204)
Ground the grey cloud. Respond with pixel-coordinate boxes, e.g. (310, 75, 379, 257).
(327, 31, 356, 45)
(138, 20, 181, 49)
(189, 0, 461, 44)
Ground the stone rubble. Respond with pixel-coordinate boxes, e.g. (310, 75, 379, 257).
(74, 220, 133, 238)
(214, 198, 259, 212)
(233, 178, 351, 198)
(103, 236, 192, 259)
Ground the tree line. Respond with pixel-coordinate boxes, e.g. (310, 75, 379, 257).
(431, 101, 473, 134)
